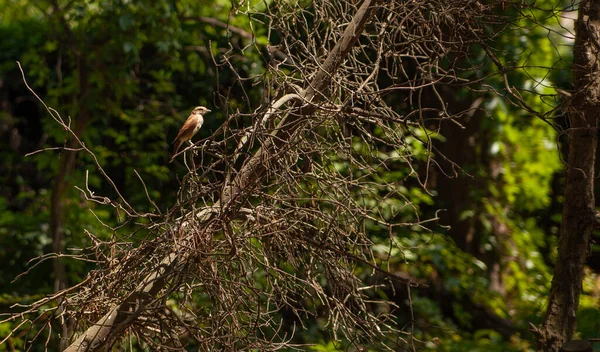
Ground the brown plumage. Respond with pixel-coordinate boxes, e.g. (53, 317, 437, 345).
(170, 106, 211, 162)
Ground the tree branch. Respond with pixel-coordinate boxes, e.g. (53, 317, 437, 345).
(182, 16, 254, 40)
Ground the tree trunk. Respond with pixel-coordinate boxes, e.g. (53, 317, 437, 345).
(51, 56, 89, 351)
(49, 2, 90, 348)
(50, 56, 89, 291)
(536, 1, 600, 350)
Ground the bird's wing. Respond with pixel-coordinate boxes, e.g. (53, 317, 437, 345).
(172, 114, 196, 144)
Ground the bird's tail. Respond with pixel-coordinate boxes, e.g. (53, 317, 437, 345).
(170, 142, 182, 163)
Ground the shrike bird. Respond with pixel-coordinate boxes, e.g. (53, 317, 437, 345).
(170, 106, 210, 162)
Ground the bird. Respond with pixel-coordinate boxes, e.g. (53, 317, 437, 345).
(170, 106, 211, 162)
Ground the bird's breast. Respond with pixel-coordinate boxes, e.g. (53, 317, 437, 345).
(193, 115, 204, 134)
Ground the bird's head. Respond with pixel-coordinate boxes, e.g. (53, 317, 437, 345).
(192, 106, 211, 115)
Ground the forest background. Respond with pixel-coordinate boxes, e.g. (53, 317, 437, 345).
(0, 0, 598, 351)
